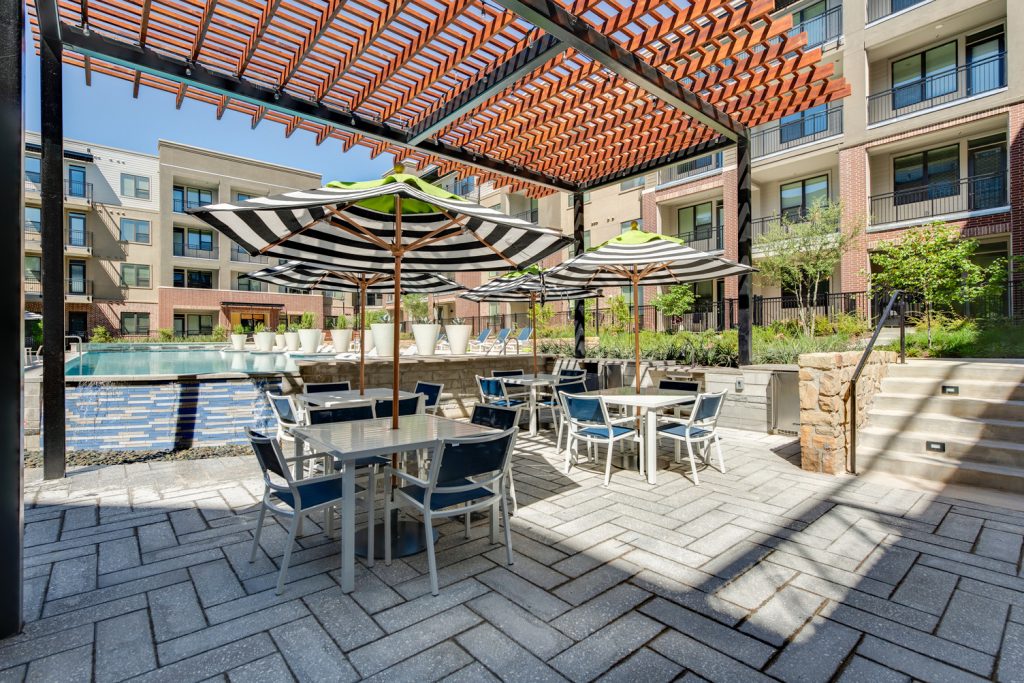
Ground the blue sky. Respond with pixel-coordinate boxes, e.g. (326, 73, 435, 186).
(23, 42, 395, 183)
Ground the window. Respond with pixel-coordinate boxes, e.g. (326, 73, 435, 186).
(677, 202, 713, 238)
(779, 104, 828, 144)
(620, 285, 643, 306)
(780, 175, 829, 220)
(24, 255, 40, 281)
(174, 314, 214, 337)
(68, 261, 87, 294)
(235, 192, 254, 202)
(173, 227, 215, 256)
(172, 185, 214, 212)
(891, 41, 956, 110)
(120, 313, 151, 336)
(967, 27, 1005, 96)
(173, 268, 213, 289)
(119, 218, 151, 243)
(187, 229, 214, 252)
(120, 174, 150, 199)
(67, 165, 87, 197)
(566, 191, 592, 207)
(620, 176, 645, 191)
(324, 316, 338, 329)
(893, 145, 959, 206)
(121, 264, 152, 288)
(583, 231, 592, 250)
(236, 275, 265, 292)
(25, 155, 40, 183)
(968, 134, 1007, 210)
(25, 206, 40, 232)
(366, 292, 383, 307)
(620, 219, 643, 234)
(67, 213, 87, 247)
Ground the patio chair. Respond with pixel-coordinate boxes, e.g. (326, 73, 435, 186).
(384, 428, 517, 595)
(266, 392, 299, 448)
(304, 381, 351, 393)
(562, 394, 638, 487)
(557, 368, 586, 379)
(414, 381, 444, 415)
(491, 369, 529, 403)
(492, 369, 525, 377)
(657, 379, 699, 419)
(476, 375, 525, 408)
(373, 394, 425, 418)
(470, 404, 522, 512)
(467, 329, 491, 353)
(484, 328, 511, 354)
(550, 379, 587, 454)
(246, 428, 373, 594)
(655, 391, 727, 486)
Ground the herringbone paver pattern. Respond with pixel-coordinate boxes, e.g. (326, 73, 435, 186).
(7, 429, 1024, 682)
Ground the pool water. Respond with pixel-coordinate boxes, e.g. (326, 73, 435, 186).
(65, 348, 310, 377)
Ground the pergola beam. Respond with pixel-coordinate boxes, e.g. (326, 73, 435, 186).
(578, 134, 732, 191)
(490, 0, 745, 141)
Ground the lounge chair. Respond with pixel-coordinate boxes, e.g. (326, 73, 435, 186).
(485, 328, 511, 354)
(468, 329, 491, 353)
(508, 327, 532, 354)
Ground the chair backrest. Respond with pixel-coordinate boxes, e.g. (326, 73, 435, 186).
(659, 379, 699, 393)
(414, 381, 444, 408)
(558, 368, 586, 378)
(374, 395, 423, 418)
(304, 381, 351, 393)
(563, 394, 606, 426)
(554, 380, 586, 401)
(470, 403, 520, 430)
(307, 402, 375, 424)
(247, 428, 290, 482)
(266, 393, 297, 426)
(477, 375, 504, 400)
(474, 329, 491, 344)
(494, 328, 511, 343)
(690, 391, 727, 429)
(431, 428, 517, 487)
(492, 369, 524, 377)
(516, 327, 532, 341)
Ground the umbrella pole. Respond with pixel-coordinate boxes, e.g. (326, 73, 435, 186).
(392, 197, 403, 430)
(633, 274, 641, 393)
(359, 279, 367, 395)
(531, 293, 538, 376)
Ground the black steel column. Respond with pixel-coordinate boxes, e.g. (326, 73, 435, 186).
(736, 134, 752, 366)
(572, 191, 585, 359)
(0, 0, 24, 637)
(40, 17, 65, 480)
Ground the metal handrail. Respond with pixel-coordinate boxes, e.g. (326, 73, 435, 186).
(65, 335, 84, 374)
(847, 291, 906, 474)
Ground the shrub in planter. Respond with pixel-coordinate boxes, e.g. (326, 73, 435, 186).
(297, 311, 322, 353)
(371, 312, 394, 356)
(445, 317, 472, 354)
(90, 325, 114, 343)
(229, 323, 247, 350)
(331, 315, 352, 354)
(212, 325, 229, 342)
(254, 322, 276, 352)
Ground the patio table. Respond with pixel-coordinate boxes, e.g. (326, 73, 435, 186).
(580, 387, 695, 485)
(500, 373, 560, 435)
(291, 414, 497, 593)
(295, 388, 418, 408)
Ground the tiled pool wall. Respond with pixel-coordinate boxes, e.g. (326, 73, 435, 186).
(62, 377, 282, 451)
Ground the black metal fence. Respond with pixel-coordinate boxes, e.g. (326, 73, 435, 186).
(789, 5, 842, 49)
(750, 103, 842, 159)
(869, 172, 1008, 226)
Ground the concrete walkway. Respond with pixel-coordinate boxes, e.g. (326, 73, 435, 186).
(5, 428, 1024, 682)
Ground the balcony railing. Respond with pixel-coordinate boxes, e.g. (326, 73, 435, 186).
(870, 172, 1009, 225)
(752, 215, 783, 237)
(751, 104, 842, 159)
(868, 54, 1006, 124)
(658, 152, 723, 185)
(65, 229, 92, 250)
(174, 243, 219, 259)
(678, 225, 724, 252)
(512, 208, 539, 223)
(867, 0, 928, 23)
(24, 269, 41, 283)
(64, 179, 94, 203)
(25, 219, 41, 233)
(789, 5, 842, 49)
(65, 278, 93, 297)
(230, 246, 269, 264)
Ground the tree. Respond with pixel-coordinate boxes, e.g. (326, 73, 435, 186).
(606, 294, 632, 333)
(401, 293, 430, 322)
(754, 199, 856, 336)
(531, 302, 555, 331)
(870, 222, 1009, 348)
(651, 285, 695, 330)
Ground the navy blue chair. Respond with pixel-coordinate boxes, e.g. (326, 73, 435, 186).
(373, 395, 424, 418)
(557, 368, 586, 379)
(384, 428, 517, 595)
(549, 380, 586, 453)
(656, 391, 727, 485)
(657, 379, 700, 419)
(476, 375, 524, 408)
(563, 394, 637, 486)
(304, 381, 351, 393)
(492, 369, 525, 377)
(470, 404, 522, 512)
(414, 381, 444, 415)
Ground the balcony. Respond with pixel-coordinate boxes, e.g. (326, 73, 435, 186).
(230, 245, 269, 264)
(64, 229, 93, 256)
(174, 243, 219, 260)
(788, 5, 842, 49)
(868, 54, 1006, 125)
(870, 171, 1008, 227)
(25, 222, 41, 251)
(512, 208, 539, 223)
(23, 179, 94, 207)
(657, 152, 723, 186)
(867, 0, 929, 23)
(751, 104, 842, 159)
(65, 278, 93, 302)
(678, 225, 724, 253)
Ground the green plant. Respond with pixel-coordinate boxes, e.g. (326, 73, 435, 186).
(831, 312, 869, 337)
(210, 325, 228, 341)
(254, 322, 266, 333)
(231, 323, 245, 335)
(766, 318, 802, 337)
(157, 328, 174, 342)
(277, 323, 286, 334)
(298, 312, 317, 330)
(606, 294, 631, 333)
(28, 319, 43, 347)
(90, 325, 114, 343)
(333, 314, 349, 329)
(531, 302, 555, 330)
(871, 222, 1011, 348)
(651, 285, 696, 323)
(402, 294, 430, 323)
(449, 317, 466, 325)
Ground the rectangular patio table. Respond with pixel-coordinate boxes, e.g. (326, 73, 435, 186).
(500, 373, 561, 435)
(291, 414, 498, 593)
(580, 387, 696, 485)
(295, 388, 418, 408)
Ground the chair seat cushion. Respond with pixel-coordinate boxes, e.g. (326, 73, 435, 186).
(274, 477, 362, 509)
(578, 425, 635, 439)
(399, 478, 495, 510)
(657, 424, 713, 439)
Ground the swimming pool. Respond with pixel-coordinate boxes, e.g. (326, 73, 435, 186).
(64, 347, 315, 377)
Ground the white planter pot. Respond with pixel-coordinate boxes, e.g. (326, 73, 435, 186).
(412, 323, 440, 356)
(331, 328, 353, 354)
(371, 323, 394, 357)
(254, 331, 276, 352)
(274, 333, 286, 350)
(230, 333, 247, 351)
(445, 324, 472, 355)
(359, 330, 375, 353)
(298, 329, 322, 353)
(284, 331, 300, 351)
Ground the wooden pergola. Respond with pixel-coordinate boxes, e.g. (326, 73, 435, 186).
(0, 0, 848, 635)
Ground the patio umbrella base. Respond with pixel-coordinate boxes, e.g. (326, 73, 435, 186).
(611, 452, 640, 470)
(354, 510, 439, 559)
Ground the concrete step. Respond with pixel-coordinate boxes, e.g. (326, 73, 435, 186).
(865, 409, 1024, 443)
(887, 359, 1024, 383)
(878, 377, 1024, 402)
(857, 425, 1024, 469)
(856, 446, 1024, 494)
(872, 393, 1024, 421)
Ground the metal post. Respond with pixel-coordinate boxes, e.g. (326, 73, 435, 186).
(736, 134, 752, 366)
(40, 13, 65, 480)
(0, 0, 24, 637)
(899, 295, 907, 364)
(572, 191, 585, 359)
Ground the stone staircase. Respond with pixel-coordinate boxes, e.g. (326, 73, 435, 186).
(857, 359, 1024, 492)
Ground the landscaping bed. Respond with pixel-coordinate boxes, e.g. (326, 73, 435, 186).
(24, 444, 251, 468)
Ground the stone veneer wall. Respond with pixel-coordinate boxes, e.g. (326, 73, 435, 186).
(799, 350, 897, 474)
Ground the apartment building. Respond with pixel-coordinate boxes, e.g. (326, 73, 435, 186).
(23, 135, 359, 338)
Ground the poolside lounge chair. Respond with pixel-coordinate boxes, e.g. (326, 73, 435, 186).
(508, 327, 532, 354)
(485, 328, 511, 354)
(468, 329, 491, 353)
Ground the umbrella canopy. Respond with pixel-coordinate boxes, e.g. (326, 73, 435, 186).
(247, 261, 465, 394)
(461, 268, 599, 375)
(545, 225, 753, 390)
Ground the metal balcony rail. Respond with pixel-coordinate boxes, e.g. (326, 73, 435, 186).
(868, 53, 1006, 124)
(174, 243, 220, 259)
(869, 171, 1008, 225)
(24, 268, 41, 283)
(230, 246, 269, 263)
(788, 5, 842, 49)
(25, 219, 41, 233)
(750, 104, 842, 158)
(752, 215, 782, 237)
(678, 225, 724, 252)
(65, 229, 92, 249)
(658, 152, 723, 185)
(64, 278, 93, 296)
(867, 0, 929, 22)
(64, 179, 94, 203)
(512, 208, 540, 223)
(173, 198, 215, 213)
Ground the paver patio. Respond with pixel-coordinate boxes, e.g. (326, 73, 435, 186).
(6, 428, 1024, 682)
